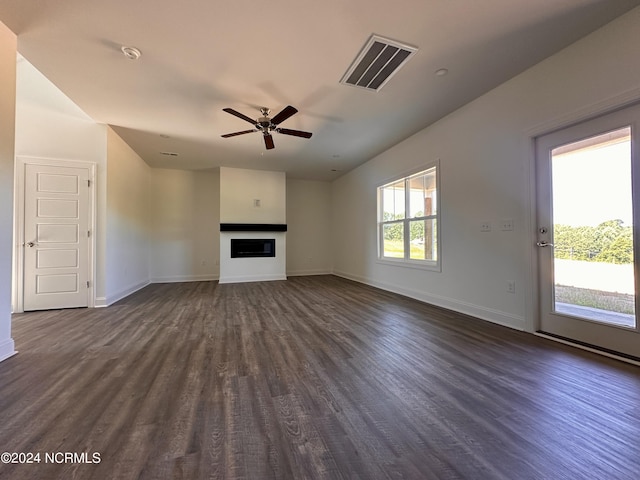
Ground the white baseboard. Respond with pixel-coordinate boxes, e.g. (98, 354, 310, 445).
(150, 274, 218, 283)
(286, 269, 332, 277)
(332, 270, 526, 331)
(219, 273, 287, 284)
(0, 338, 17, 363)
(104, 279, 151, 306)
(94, 297, 108, 308)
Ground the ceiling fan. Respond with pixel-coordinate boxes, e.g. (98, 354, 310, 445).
(221, 105, 312, 150)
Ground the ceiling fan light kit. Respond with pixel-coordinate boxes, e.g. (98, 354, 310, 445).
(221, 105, 313, 150)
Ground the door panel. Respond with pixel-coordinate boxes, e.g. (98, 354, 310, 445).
(24, 164, 90, 311)
(536, 104, 640, 358)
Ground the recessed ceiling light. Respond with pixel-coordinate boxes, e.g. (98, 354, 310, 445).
(435, 68, 449, 77)
(121, 46, 141, 60)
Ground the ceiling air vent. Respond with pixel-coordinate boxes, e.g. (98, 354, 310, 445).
(340, 35, 417, 92)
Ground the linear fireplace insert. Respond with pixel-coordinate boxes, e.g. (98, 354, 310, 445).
(230, 238, 276, 258)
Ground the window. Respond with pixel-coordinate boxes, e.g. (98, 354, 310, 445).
(377, 165, 439, 269)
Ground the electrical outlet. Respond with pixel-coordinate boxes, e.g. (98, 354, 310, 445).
(501, 218, 514, 231)
(481, 221, 492, 232)
(507, 281, 516, 293)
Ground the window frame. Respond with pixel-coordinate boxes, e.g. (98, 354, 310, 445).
(376, 162, 441, 271)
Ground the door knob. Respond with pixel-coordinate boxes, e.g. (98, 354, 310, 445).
(26, 242, 35, 248)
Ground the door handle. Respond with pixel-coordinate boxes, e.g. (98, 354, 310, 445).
(536, 241, 554, 247)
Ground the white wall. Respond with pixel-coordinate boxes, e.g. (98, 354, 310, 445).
(149, 168, 219, 282)
(331, 6, 640, 331)
(0, 21, 16, 361)
(220, 167, 286, 223)
(104, 127, 151, 304)
(14, 56, 109, 302)
(286, 179, 332, 276)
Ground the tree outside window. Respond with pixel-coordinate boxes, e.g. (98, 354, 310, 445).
(378, 165, 439, 269)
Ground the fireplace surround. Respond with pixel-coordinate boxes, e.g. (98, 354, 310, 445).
(219, 167, 287, 284)
(219, 224, 287, 284)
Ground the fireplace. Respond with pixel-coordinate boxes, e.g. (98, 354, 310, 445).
(219, 228, 286, 284)
(231, 238, 276, 258)
(218, 167, 287, 284)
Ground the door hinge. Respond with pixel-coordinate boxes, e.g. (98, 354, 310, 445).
(88, 230, 91, 238)
(86, 281, 90, 288)
(88, 179, 91, 187)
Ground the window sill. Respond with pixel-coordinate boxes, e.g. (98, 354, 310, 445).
(376, 257, 441, 272)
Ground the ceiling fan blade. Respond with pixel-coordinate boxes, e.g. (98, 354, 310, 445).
(264, 134, 275, 150)
(223, 108, 257, 125)
(221, 129, 257, 138)
(270, 105, 298, 125)
(277, 128, 313, 139)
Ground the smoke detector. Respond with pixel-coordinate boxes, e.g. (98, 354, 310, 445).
(121, 46, 141, 60)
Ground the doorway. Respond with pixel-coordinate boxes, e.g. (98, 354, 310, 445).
(535, 104, 640, 357)
(14, 158, 95, 312)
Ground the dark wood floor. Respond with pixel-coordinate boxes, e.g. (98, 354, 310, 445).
(1, 276, 640, 479)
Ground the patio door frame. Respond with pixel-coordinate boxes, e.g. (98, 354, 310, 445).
(532, 103, 640, 359)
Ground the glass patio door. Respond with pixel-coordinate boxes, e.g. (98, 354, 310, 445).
(536, 104, 640, 358)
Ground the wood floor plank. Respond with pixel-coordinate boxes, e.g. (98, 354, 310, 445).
(1, 276, 640, 479)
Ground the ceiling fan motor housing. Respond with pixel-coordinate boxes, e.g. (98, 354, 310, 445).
(257, 116, 272, 131)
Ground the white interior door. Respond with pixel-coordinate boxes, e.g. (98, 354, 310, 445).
(536, 104, 640, 358)
(23, 163, 90, 311)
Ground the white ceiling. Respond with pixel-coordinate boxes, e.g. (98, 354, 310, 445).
(1, 0, 639, 180)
